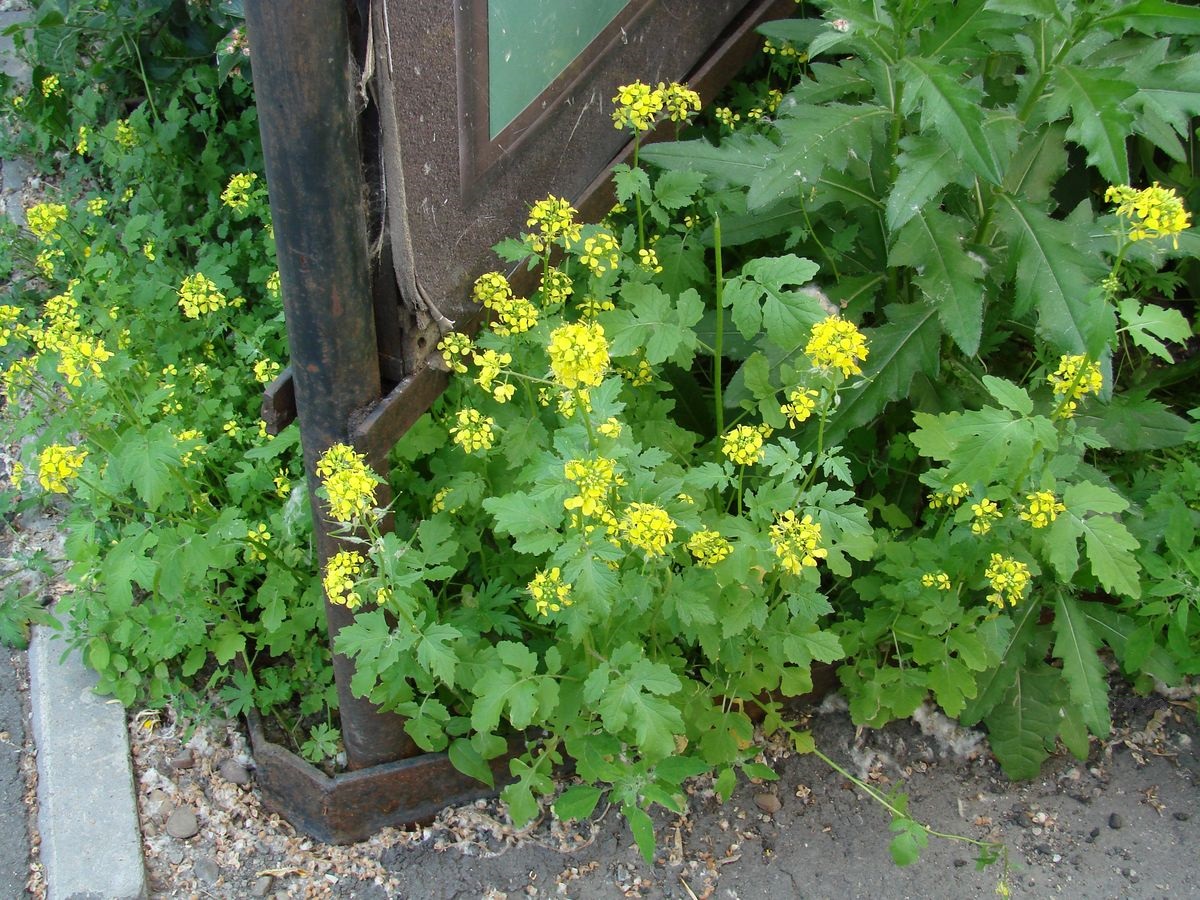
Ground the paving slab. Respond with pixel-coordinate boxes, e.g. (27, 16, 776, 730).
(29, 619, 146, 900)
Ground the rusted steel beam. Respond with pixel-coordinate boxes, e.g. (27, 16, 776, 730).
(244, 0, 415, 768)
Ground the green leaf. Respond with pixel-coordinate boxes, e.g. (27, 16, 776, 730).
(927, 655, 979, 718)
(985, 665, 1063, 779)
(502, 779, 540, 828)
(1047, 65, 1135, 184)
(961, 600, 1041, 725)
(824, 303, 942, 445)
(714, 767, 736, 802)
(890, 209, 984, 355)
(889, 817, 929, 866)
(612, 164, 651, 205)
(416, 622, 461, 687)
(1052, 594, 1112, 737)
(886, 135, 957, 231)
(653, 170, 709, 210)
(723, 255, 823, 348)
(1132, 54, 1200, 158)
(1083, 602, 1179, 684)
(1075, 394, 1192, 451)
(1102, 0, 1200, 35)
(449, 737, 494, 788)
(115, 424, 179, 509)
(900, 58, 1001, 184)
(482, 489, 565, 555)
(1117, 299, 1193, 362)
(1078, 514, 1141, 598)
(554, 785, 602, 821)
(981, 376, 1033, 415)
(638, 132, 775, 189)
(605, 283, 703, 366)
(623, 803, 657, 864)
(997, 196, 1111, 355)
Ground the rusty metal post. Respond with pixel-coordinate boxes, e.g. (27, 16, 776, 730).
(244, 0, 414, 768)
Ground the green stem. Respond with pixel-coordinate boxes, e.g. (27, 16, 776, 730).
(713, 213, 726, 436)
(633, 136, 646, 252)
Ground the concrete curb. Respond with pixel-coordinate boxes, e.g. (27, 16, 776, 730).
(29, 620, 147, 900)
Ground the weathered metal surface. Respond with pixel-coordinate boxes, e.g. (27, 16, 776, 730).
(247, 712, 514, 845)
(244, 0, 414, 768)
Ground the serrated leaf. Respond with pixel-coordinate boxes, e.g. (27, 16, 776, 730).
(1102, 0, 1200, 35)
(416, 622, 461, 687)
(890, 209, 983, 355)
(605, 283, 703, 366)
(612, 164, 651, 205)
(887, 135, 956, 231)
(1079, 514, 1141, 598)
(482, 489, 564, 555)
(653, 169, 708, 210)
(889, 818, 929, 866)
(997, 196, 1112, 355)
(1052, 594, 1111, 737)
(1132, 54, 1200, 159)
(1063, 481, 1129, 514)
(981, 375, 1033, 414)
(1117, 299, 1193, 361)
(1047, 65, 1135, 184)
(1075, 394, 1192, 450)
(961, 600, 1041, 725)
(985, 665, 1063, 779)
(900, 58, 1001, 183)
(638, 132, 776, 189)
(927, 655, 978, 718)
(623, 803, 657, 863)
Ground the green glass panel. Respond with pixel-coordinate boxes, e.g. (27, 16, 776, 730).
(488, 0, 632, 139)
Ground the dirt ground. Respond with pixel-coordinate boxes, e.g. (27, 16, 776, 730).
(127, 677, 1198, 900)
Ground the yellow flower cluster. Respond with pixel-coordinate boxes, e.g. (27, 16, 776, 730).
(40, 74, 61, 96)
(576, 293, 616, 317)
(26, 202, 68, 242)
(921, 571, 952, 591)
(714, 107, 740, 129)
(1047, 354, 1103, 418)
(37, 444, 87, 493)
(597, 417, 622, 439)
(770, 510, 827, 574)
(86, 197, 107, 217)
(245, 523, 271, 561)
(323, 549, 365, 609)
(984, 554, 1031, 608)
(539, 269, 573, 306)
(471, 272, 538, 336)
(524, 196, 582, 253)
(578, 231, 621, 276)
(114, 119, 137, 149)
(449, 407, 495, 454)
(273, 470, 291, 498)
(316, 443, 380, 523)
(178, 273, 228, 319)
(928, 482, 970, 510)
(1106, 182, 1191, 247)
(970, 497, 1002, 535)
(56, 333, 113, 386)
(0, 305, 23, 347)
(1020, 491, 1065, 529)
(612, 80, 664, 132)
(438, 331, 473, 373)
(662, 83, 701, 122)
(253, 359, 281, 384)
(266, 270, 281, 298)
(687, 529, 732, 567)
(806, 316, 869, 377)
(781, 387, 819, 427)
(528, 567, 573, 616)
(762, 39, 801, 58)
(619, 502, 677, 557)
(175, 429, 205, 467)
(76, 125, 89, 155)
(722, 424, 770, 466)
(9, 461, 24, 489)
(221, 172, 259, 211)
(547, 321, 609, 389)
(564, 456, 624, 518)
(638, 248, 663, 273)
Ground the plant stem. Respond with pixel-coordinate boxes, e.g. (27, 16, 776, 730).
(713, 213, 726, 437)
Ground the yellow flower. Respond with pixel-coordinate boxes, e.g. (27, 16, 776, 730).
(638, 248, 663, 273)
(781, 387, 819, 427)
(56, 334, 113, 386)
(722, 424, 770, 466)
(178, 273, 228, 319)
(538, 268, 573, 306)
(1106, 182, 1191, 247)
(37, 444, 87, 494)
(245, 523, 271, 561)
(253, 358, 281, 384)
(970, 498, 1002, 535)
(770, 510, 826, 574)
(578, 231, 620, 276)
(0, 305, 26, 347)
(221, 172, 259, 212)
(714, 106, 740, 129)
(437, 331, 473, 373)
(1047, 354, 1103, 419)
(472, 272, 512, 309)
(9, 461, 25, 489)
(921, 571, 952, 591)
(323, 550, 365, 609)
(273, 470, 291, 498)
(86, 197, 107, 217)
(547, 321, 609, 389)
(619, 502, 677, 557)
(1019, 491, 1065, 529)
(317, 443, 382, 522)
(529, 567, 573, 616)
(597, 418, 622, 439)
(25, 203, 68, 242)
(525, 196, 582, 253)
(114, 119, 137, 149)
(687, 529, 732, 567)
(612, 80, 665, 132)
(806, 316, 869, 377)
(40, 74, 62, 97)
(660, 82, 701, 123)
(449, 407, 495, 454)
(984, 554, 1031, 607)
(266, 270, 281, 298)
(928, 482, 970, 510)
(142, 242, 156, 261)
(564, 456, 624, 518)
(174, 429, 205, 467)
(76, 125, 89, 155)
(766, 89, 784, 114)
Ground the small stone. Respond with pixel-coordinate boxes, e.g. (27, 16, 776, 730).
(165, 806, 199, 840)
(165, 847, 184, 866)
(1174, 811, 1190, 822)
(754, 793, 781, 814)
(953, 859, 967, 868)
(1108, 812, 1124, 830)
(251, 875, 274, 897)
(193, 855, 220, 884)
(170, 749, 195, 770)
(218, 758, 251, 786)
